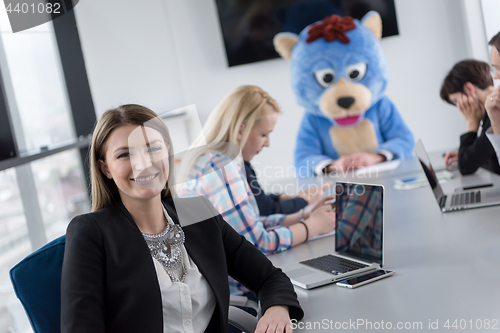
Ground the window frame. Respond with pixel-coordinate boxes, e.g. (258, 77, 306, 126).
(0, 8, 95, 190)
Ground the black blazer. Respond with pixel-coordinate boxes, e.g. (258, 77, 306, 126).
(458, 113, 500, 175)
(61, 196, 303, 333)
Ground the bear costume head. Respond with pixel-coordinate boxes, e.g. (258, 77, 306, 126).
(274, 11, 386, 127)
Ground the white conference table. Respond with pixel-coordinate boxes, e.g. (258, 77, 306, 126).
(266, 153, 500, 332)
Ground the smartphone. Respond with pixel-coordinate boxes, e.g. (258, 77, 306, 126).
(336, 270, 394, 289)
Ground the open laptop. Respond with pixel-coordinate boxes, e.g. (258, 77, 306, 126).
(281, 182, 384, 289)
(414, 139, 500, 212)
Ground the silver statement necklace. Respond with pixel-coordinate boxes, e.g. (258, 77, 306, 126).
(142, 210, 186, 283)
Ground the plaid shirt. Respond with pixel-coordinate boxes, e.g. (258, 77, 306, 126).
(335, 184, 383, 263)
(177, 152, 293, 295)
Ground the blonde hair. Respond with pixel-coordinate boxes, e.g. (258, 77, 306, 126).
(90, 104, 176, 212)
(179, 85, 281, 181)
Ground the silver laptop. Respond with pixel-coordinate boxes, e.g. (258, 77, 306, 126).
(282, 182, 384, 289)
(414, 139, 500, 212)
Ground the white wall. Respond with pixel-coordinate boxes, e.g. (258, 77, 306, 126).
(73, 0, 186, 116)
(481, 0, 500, 42)
(463, 0, 489, 62)
(382, 0, 471, 160)
(73, 0, 487, 180)
(481, 0, 500, 88)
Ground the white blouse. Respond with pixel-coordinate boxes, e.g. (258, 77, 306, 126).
(151, 208, 216, 333)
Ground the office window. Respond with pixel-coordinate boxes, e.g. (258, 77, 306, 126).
(0, 5, 95, 333)
(31, 149, 88, 241)
(0, 11, 75, 154)
(0, 168, 30, 333)
(0, 149, 89, 333)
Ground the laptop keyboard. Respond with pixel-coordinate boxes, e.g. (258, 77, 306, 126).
(450, 191, 481, 207)
(300, 254, 369, 275)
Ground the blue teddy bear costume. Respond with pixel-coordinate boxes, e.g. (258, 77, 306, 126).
(274, 11, 414, 176)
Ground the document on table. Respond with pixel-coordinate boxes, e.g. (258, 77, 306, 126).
(394, 170, 454, 190)
(308, 230, 335, 241)
(355, 160, 401, 176)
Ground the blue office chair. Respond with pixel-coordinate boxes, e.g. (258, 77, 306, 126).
(10, 235, 65, 333)
(10, 235, 257, 333)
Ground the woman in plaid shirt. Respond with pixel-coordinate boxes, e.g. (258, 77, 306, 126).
(178, 85, 335, 298)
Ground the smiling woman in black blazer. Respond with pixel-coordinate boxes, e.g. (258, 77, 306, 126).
(60, 104, 303, 333)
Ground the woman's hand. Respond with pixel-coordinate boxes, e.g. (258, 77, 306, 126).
(443, 150, 458, 168)
(304, 195, 335, 219)
(306, 204, 335, 237)
(255, 305, 292, 333)
(485, 87, 500, 134)
(297, 181, 332, 204)
(456, 93, 484, 133)
(288, 202, 335, 244)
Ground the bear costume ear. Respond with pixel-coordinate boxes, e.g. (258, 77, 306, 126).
(273, 33, 299, 60)
(361, 11, 383, 40)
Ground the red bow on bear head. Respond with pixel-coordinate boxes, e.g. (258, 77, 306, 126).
(306, 15, 356, 44)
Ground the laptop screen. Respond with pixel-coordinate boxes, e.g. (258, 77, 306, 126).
(413, 139, 445, 202)
(335, 182, 384, 265)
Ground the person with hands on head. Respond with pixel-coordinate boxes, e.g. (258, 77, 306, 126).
(61, 104, 303, 333)
(439, 59, 500, 175)
(442, 88, 485, 168)
(485, 31, 500, 159)
(177, 86, 335, 305)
